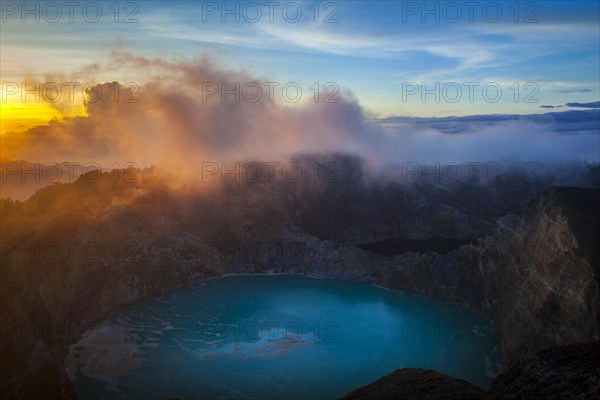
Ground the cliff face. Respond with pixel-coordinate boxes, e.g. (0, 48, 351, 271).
(478, 187, 600, 365)
(376, 187, 600, 366)
(1, 186, 598, 399)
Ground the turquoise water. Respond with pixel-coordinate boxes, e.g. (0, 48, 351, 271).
(66, 274, 499, 399)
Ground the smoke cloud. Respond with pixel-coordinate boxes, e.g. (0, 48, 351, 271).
(2, 51, 598, 183)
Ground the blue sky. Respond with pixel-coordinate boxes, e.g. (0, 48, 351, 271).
(1, 0, 599, 117)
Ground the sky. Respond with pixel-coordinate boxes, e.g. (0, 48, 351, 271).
(0, 0, 599, 166)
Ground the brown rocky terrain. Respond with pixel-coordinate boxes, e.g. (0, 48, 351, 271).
(1, 163, 598, 399)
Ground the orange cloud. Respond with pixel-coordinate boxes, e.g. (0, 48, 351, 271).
(1, 52, 377, 170)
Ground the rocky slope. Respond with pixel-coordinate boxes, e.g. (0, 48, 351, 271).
(374, 187, 600, 366)
(341, 368, 497, 400)
(341, 341, 600, 400)
(1, 171, 598, 398)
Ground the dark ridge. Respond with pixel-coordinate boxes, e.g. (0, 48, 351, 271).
(492, 341, 600, 399)
(356, 237, 475, 256)
(340, 368, 497, 400)
(341, 342, 600, 400)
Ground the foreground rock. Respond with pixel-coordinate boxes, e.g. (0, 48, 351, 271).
(341, 368, 495, 400)
(492, 341, 600, 399)
(342, 341, 600, 400)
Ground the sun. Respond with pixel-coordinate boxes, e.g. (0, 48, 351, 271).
(0, 92, 87, 135)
